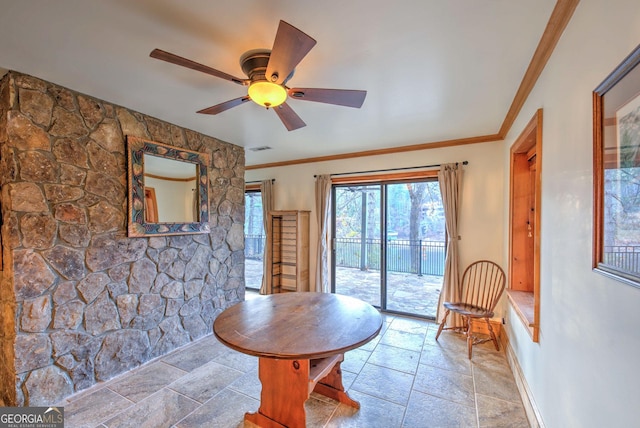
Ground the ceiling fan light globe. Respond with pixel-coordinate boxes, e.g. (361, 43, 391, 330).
(248, 81, 287, 108)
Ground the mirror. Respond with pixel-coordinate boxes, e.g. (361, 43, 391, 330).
(127, 136, 210, 237)
(143, 154, 198, 223)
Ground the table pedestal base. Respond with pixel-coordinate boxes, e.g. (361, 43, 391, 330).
(245, 355, 358, 428)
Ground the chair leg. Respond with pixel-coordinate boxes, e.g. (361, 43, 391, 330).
(435, 310, 450, 341)
(485, 317, 500, 351)
(466, 316, 473, 359)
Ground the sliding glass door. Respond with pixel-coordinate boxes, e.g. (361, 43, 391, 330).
(332, 179, 445, 318)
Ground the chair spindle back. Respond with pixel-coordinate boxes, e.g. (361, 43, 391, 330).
(459, 260, 506, 311)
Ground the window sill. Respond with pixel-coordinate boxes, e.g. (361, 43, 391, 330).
(507, 290, 539, 342)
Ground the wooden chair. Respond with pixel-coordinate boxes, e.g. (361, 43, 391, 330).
(435, 260, 506, 359)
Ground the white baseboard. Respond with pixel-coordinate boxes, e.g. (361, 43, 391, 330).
(501, 331, 545, 428)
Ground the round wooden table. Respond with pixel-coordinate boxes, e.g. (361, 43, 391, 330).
(214, 292, 382, 428)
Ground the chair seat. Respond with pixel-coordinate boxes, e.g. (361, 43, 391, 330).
(443, 302, 494, 318)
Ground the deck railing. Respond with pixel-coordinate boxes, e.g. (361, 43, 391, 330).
(335, 238, 445, 276)
(603, 245, 640, 274)
(245, 235, 445, 275)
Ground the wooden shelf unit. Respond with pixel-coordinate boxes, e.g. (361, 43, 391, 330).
(267, 210, 310, 293)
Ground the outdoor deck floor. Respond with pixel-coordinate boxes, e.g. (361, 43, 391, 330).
(245, 259, 442, 318)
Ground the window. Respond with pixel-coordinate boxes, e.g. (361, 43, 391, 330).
(594, 44, 640, 287)
(245, 190, 264, 291)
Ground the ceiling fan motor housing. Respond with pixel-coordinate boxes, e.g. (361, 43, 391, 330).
(240, 49, 294, 84)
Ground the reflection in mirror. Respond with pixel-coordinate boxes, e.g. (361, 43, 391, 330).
(143, 154, 198, 223)
(127, 136, 210, 237)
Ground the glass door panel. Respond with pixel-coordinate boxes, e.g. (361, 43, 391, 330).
(333, 185, 381, 308)
(385, 182, 445, 317)
(244, 191, 264, 291)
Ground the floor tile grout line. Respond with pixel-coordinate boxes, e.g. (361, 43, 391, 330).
(472, 362, 481, 428)
(75, 386, 136, 427)
(106, 361, 192, 399)
(102, 387, 200, 427)
(64, 349, 195, 408)
(326, 389, 409, 427)
(321, 396, 341, 427)
(163, 384, 208, 405)
(408, 387, 477, 410)
(157, 359, 191, 375)
(373, 341, 426, 353)
(475, 390, 528, 406)
(168, 387, 216, 428)
(399, 347, 421, 427)
(408, 382, 476, 410)
(103, 385, 135, 404)
(158, 357, 196, 373)
(363, 359, 419, 376)
(225, 386, 260, 403)
(348, 386, 410, 408)
(417, 359, 473, 376)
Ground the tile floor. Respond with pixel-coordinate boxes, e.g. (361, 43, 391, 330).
(59, 311, 529, 427)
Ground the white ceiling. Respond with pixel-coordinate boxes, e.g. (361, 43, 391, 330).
(0, 0, 556, 166)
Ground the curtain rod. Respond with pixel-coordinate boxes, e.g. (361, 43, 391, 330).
(245, 179, 276, 184)
(314, 161, 468, 178)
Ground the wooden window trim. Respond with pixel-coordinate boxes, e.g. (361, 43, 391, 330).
(593, 44, 640, 287)
(330, 169, 438, 185)
(508, 109, 542, 342)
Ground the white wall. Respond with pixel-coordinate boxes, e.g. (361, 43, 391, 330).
(502, 1, 640, 426)
(247, 140, 506, 304)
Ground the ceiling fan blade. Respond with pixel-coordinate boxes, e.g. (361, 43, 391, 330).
(150, 49, 247, 85)
(197, 96, 251, 115)
(288, 88, 367, 108)
(266, 21, 317, 85)
(273, 102, 306, 131)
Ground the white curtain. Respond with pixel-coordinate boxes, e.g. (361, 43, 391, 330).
(315, 175, 332, 292)
(259, 180, 274, 294)
(437, 163, 464, 326)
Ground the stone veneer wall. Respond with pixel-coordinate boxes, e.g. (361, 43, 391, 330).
(0, 72, 245, 405)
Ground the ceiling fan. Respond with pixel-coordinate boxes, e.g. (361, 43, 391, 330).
(150, 20, 367, 131)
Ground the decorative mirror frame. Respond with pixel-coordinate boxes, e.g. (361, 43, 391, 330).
(127, 136, 210, 237)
